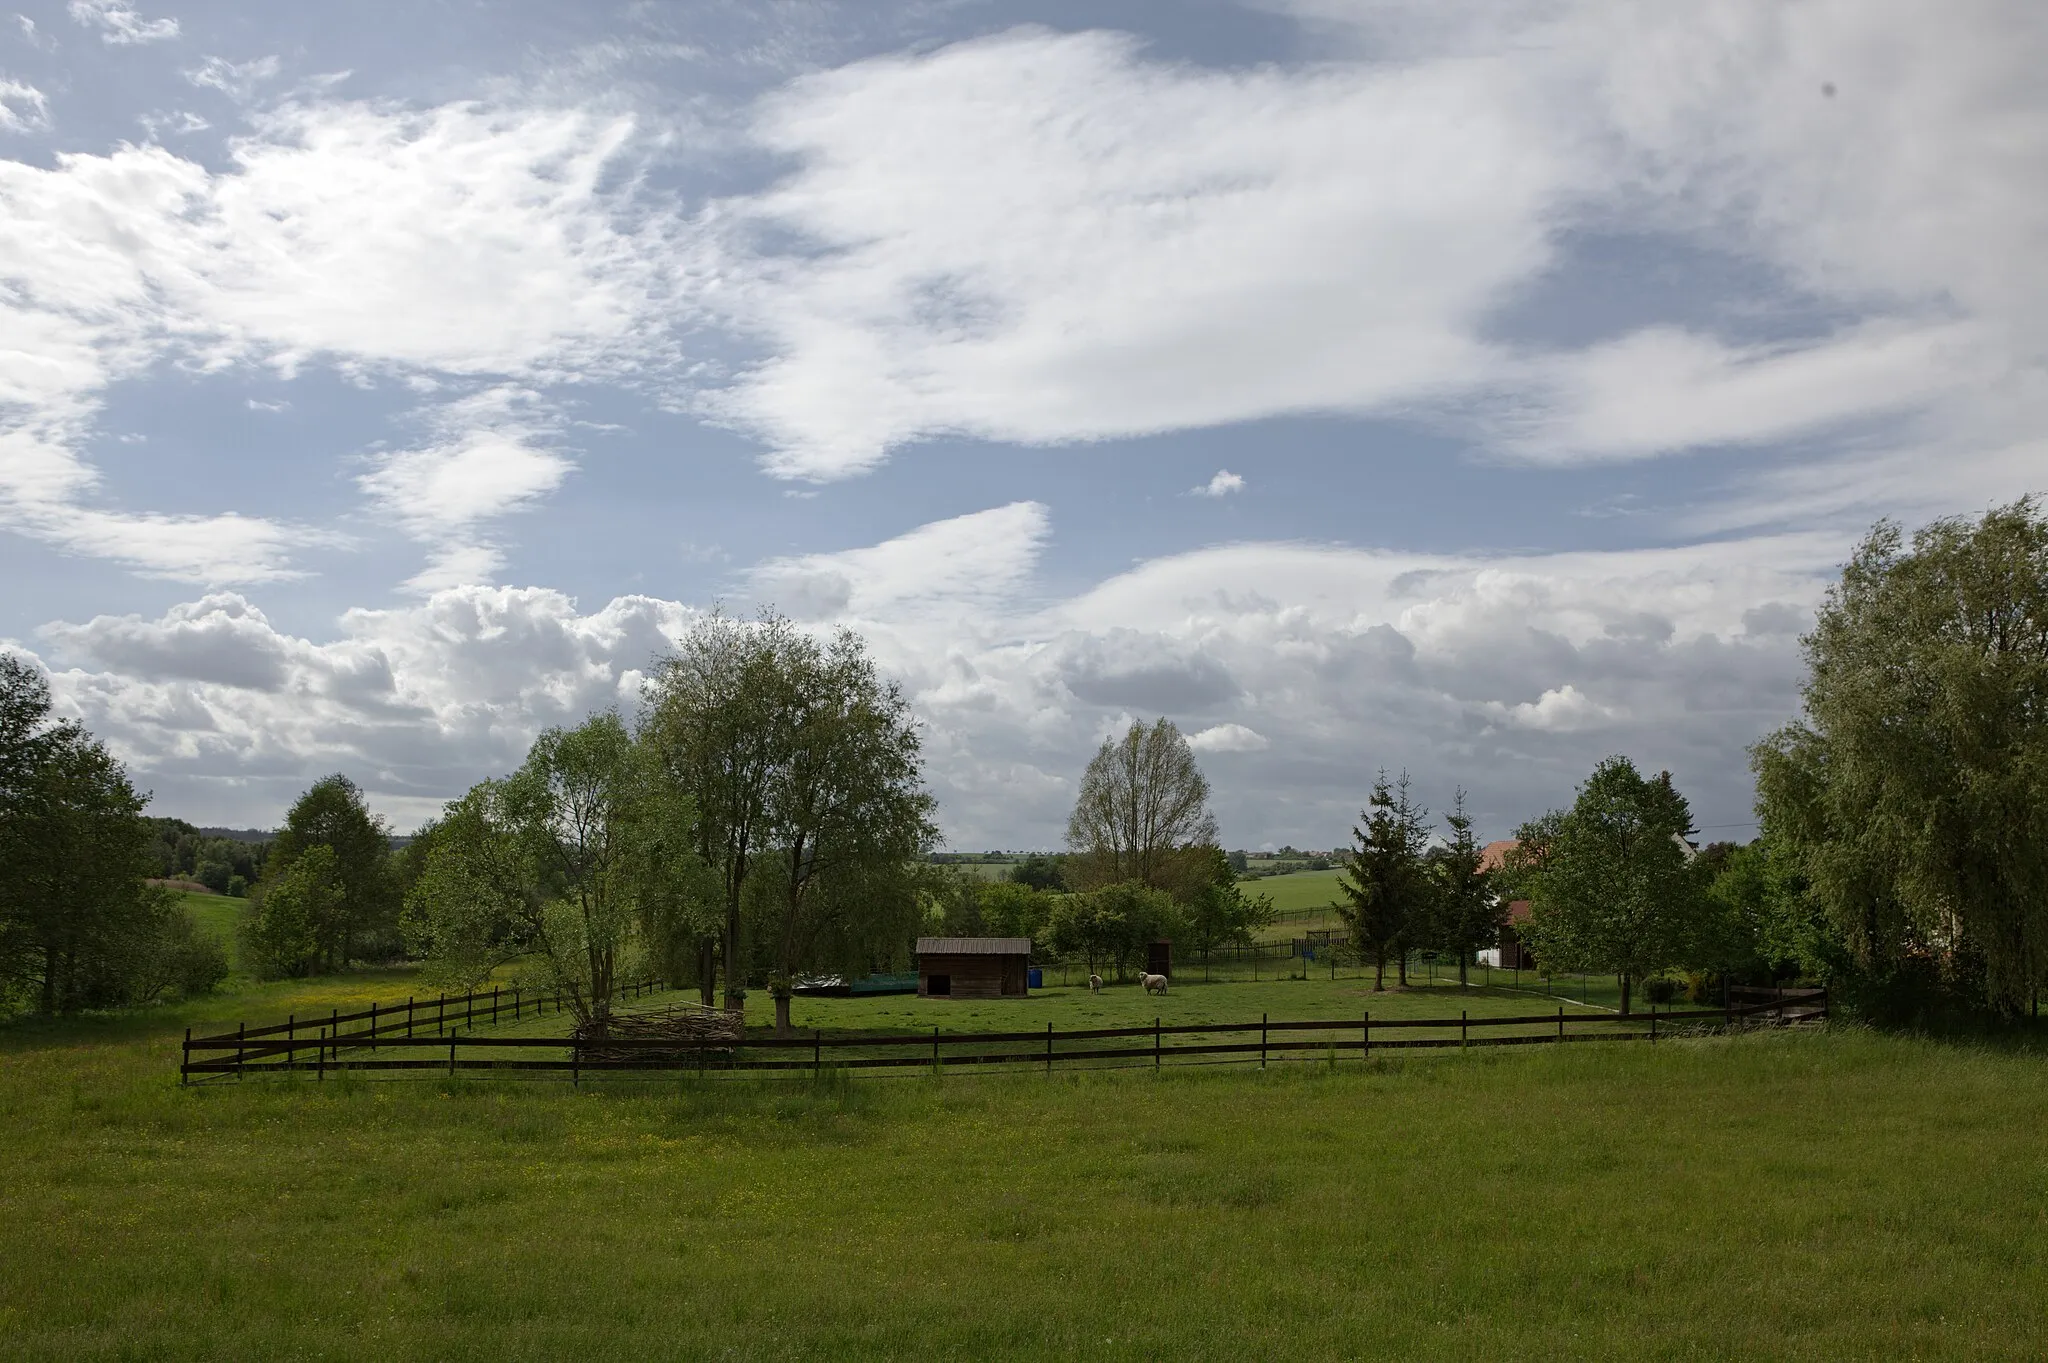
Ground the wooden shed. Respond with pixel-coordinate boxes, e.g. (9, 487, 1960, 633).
(915, 937, 1031, 999)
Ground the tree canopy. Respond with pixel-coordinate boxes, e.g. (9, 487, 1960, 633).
(1509, 756, 1705, 1015)
(1336, 770, 1432, 991)
(1065, 717, 1218, 894)
(1754, 499, 2048, 1015)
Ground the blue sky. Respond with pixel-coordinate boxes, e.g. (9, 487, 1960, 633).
(3, 0, 2042, 848)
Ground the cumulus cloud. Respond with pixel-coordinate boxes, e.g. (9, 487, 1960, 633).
(1189, 722, 1268, 753)
(1193, 470, 1245, 498)
(68, 0, 177, 45)
(25, 503, 1835, 842)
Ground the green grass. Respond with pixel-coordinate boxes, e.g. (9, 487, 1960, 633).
(5, 970, 2046, 1360)
(1248, 866, 1346, 914)
(171, 889, 244, 966)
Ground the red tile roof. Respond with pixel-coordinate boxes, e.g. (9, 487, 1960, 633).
(1478, 839, 1518, 873)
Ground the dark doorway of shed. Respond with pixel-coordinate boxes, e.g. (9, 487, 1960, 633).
(928, 974, 951, 996)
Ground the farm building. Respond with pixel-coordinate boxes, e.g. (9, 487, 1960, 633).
(915, 937, 1031, 999)
(1477, 840, 1538, 970)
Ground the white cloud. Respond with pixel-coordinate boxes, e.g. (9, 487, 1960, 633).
(29, 507, 1832, 841)
(0, 78, 49, 133)
(748, 501, 1049, 622)
(185, 55, 280, 99)
(703, 27, 1564, 479)
(1189, 722, 1268, 753)
(0, 99, 684, 583)
(357, 387, 575, 591)
(1193, 470, 1245, 498)
(68, 0, 177, 45)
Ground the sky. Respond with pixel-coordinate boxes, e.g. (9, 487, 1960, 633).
(2, 0, 2043, 849)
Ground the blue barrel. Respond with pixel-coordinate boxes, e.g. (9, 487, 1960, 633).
(1027, 967, 1043, 989)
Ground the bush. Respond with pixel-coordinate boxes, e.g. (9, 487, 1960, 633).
(1644, 976, 1680, 1005)
(226, 874, 248, 898)
(125, 899, 231, 1004)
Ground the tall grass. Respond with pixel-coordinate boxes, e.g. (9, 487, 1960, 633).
(3, 987, 2044, 1359)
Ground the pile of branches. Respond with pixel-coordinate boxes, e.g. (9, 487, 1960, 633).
(572, 1002, 748, 1062)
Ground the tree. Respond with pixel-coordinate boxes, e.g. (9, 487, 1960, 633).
(1, 657, 161, 1013)
(1048, 880, 1177, 980)
(405, 714, 659, 1027)
(759, 629, 936, 1037)
(642, 611, 807, 1011)
(1008, 852, 1068, 892)
(1754, 501, 2048, 1016)
(1337, 771, 1433, 990)
(1179, 845, 1275, 960)
(1422, 791, 1501, 988)
(245, 845, 340, 980)
(266, 775, 395, 971)
(1065, 718, 1218, 893)
(1510, 757, 1705, 1015)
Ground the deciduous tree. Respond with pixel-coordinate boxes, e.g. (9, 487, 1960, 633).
(1754, 501, 2048, 1015)
(1066, 718, 1218, 893)
(1510, 757, 1704, 1015)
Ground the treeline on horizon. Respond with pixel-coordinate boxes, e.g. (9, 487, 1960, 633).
(4, 500, 2045, 1029)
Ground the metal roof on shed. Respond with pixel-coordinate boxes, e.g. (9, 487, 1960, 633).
(916, 937, 1031, 956)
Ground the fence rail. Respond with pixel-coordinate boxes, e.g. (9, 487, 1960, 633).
(181, 991, 1825, 1083)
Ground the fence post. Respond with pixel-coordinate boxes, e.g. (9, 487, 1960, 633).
(182, 1027, 190, 1084)
(1651, 1005, 1658, 1044)
(1261, 1013, 1267, 1070)
(814, 1028, 821, 1080)
(316, 1018, 325, 1082)
(932, 1026, 940, 1071)
(1155, 1017, 1161, 1070)
(329, 1008, 339, 1073)
(1556, 1006, 1563, 1042)
(287, 1013, 295, 1071)
(437, 993, 446, 1036)
(407, 997, 415, 1038)
(1364, 1011, 1370, 1060)
(369, 1000, 378, 1039)
(236, 1021, 245, 1080)
(451, 1031, 459, 1079)
(493, 987, 500, 1028)
(1046, 1022, 1053, 1075)
(1461, 1010, 1467, 1049)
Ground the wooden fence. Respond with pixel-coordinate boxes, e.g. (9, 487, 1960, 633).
(181, 990, 1825, 1083)
(180, 977, 666, 1072)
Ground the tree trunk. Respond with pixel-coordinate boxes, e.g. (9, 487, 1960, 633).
(722, 901, 745, 1013)
(697, 937, 717, 1008)
(1619, 972, 1632, 1017)
(1397, 951, 1408, 988)
(1373, 948, 1385, 992)
(774, 989, 793, 1039)
(1459, 956, 1469, 988)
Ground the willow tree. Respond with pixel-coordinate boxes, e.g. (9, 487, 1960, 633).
(1754, 501, 2048, 1015)
(1065, 718, 1218, 893)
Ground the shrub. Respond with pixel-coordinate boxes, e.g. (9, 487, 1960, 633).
(1644, 976, 1680, 1005)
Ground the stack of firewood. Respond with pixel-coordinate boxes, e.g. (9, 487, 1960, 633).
(572, 1002, 747, 1061)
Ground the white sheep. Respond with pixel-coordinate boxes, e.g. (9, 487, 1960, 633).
(1141, 972, 1169, 996)
(1088, 974, 1103, 995)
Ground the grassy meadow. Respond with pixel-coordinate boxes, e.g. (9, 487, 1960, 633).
(4, 964, 2046, 1360)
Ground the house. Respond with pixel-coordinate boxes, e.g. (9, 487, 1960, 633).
(1477, 840, 1537, 969)
(915, 937, 1032, 999)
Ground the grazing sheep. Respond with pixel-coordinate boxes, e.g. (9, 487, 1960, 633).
(1088, 974, 1103, 995)
(1141, 972, 1169, 996)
